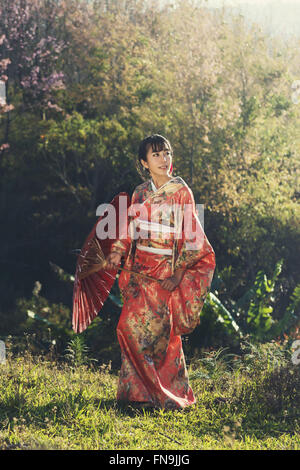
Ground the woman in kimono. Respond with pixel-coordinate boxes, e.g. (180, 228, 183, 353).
(106, 134, 216, 410)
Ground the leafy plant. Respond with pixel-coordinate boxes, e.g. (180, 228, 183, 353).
(245, 259, 283, 339)
(268, 284, 300, 339)
(206, 292, 242, 338)
(64, 335, 96, 367)
(197, 259, 299, 347)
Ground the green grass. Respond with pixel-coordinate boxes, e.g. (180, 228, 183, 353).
(0, 346, 299, 450)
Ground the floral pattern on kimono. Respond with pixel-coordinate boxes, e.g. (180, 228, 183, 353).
(110, 176, 216, 409)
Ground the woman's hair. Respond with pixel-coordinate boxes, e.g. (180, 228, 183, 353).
(136, 134, 173, 181)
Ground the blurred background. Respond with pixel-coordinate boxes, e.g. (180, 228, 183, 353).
(0, 0, 299, 368)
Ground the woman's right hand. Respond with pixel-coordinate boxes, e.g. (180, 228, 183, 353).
(105, 251, 122, 270)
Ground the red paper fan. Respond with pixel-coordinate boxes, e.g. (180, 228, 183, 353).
(72, 192, 130, 333)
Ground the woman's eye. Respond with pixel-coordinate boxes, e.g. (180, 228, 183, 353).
(152, 151, 170, 157)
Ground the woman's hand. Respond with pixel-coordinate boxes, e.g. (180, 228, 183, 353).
(160, 268, 185, 292)
(105, 251, 122, 270)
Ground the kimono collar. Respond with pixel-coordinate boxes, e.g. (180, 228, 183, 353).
(150, 177, 178, 193)
(150, 179, 157, 192)
(141, 176, 186, 207)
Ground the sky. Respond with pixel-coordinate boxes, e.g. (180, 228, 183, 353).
(204, 0, 300, 5)
(159, 1, 300, 38)
(202, 0, 300, 38)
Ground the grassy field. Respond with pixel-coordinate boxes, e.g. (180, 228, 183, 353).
(0, 343, 299, 450)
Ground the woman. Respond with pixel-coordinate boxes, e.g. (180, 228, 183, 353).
(106, 134, 216, 410)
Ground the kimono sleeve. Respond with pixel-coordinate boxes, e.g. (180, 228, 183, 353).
(174, 186, 215, 272)
(168, 186, 216, 335)
(110, 190, 137, 260)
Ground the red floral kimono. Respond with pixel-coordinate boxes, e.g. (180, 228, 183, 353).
(111, 176, 215, 409)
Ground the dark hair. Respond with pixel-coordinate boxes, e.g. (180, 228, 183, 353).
(136, 134, 173, 181)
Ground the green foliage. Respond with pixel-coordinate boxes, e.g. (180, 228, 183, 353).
(0, 1, 299, 450)
(64, 336, 96, 367)
(187, 259, 299, 353)
(238, 259, 300, 342)
(189, 347, 236, 381)
(0, 343, 299, 450)
(0, 0, 299, 362)
(270, 284, 300, 339)
(245, 259, 283, 339)
(206, 292, 242, 337)
(0, 280, 72, 357)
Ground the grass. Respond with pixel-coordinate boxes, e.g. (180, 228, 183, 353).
(0, 343, 299, 450)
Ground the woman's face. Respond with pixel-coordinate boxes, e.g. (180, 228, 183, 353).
(141, 145, 172, 178)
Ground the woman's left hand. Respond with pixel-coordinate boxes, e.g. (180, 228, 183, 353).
(160, 269, 185, 292)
